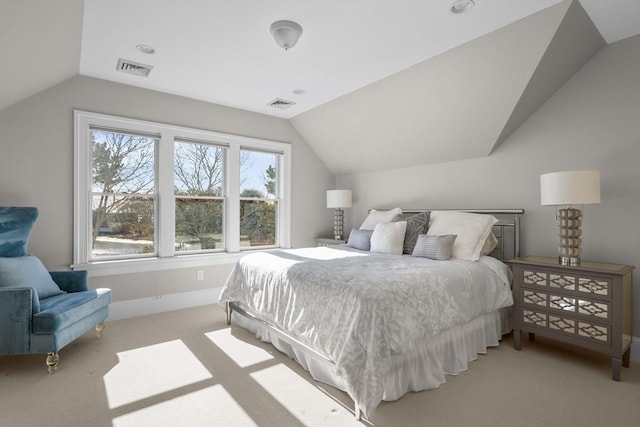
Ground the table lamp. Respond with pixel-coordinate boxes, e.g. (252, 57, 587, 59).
(540, 170, 600, 266)
(326, 190, 352, 240)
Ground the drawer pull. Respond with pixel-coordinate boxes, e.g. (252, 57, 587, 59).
(578, 322, 608, 342)
(578, 278, 609, 296)
(549, 274, 576, 290)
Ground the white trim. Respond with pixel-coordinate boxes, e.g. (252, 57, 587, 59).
(73, 110, 292, 275)
(72, 251, 247, 277)
(107, 287, 223, 321)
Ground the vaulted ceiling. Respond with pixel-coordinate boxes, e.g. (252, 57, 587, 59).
(1, 0, 638, 175)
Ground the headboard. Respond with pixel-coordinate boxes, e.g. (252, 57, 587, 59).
(398, 209, 524, 262)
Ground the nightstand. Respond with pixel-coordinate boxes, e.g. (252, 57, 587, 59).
(510, 256, 634, 381)
(314, 237, 346, 247)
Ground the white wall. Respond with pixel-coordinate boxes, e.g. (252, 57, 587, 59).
(0, 75, 335, 305)
(338, 36, 640, 345)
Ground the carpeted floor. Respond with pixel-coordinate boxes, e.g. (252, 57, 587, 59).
(1, 304, 638, 427)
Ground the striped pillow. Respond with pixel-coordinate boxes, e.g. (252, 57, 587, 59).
(411, 234, 457, 260)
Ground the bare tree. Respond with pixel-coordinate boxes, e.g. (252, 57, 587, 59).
(92, 130, 155, 245)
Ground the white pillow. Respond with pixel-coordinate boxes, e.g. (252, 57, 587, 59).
(481, 232, 499, 256)
(370, 221, 407, 255)
(360, 207, 402, 230)
(427, 211, 497, 261)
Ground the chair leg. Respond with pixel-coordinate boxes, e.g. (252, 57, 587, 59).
(46, 353, 59, 374)
(96, 322, 106, 338)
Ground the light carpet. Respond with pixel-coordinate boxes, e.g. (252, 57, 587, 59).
(1, 304, 638, 427)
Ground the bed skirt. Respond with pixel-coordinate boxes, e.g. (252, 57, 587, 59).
(231, 306, 511, 414)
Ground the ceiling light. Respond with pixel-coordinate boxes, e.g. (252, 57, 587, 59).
(136, 44, 156, 54)
(451, 0, 475, 14)
(270, 20, 303, 51)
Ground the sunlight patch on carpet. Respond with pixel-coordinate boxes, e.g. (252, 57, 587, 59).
(251, 364, 361, 426)
(104, 339, 212, 409)
(205, 328, 274, 368)
(111, 384, 257, 427)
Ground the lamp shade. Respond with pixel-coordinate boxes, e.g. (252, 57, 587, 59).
(326, 190, 352, 209)
(540, 170, 600, 206)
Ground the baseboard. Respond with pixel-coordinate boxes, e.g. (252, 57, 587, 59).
(108, 287, 223, 321)
(632, 337, 640, 364)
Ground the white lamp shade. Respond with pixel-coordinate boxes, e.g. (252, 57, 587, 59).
(326, 190, 352, 209)
(540, 170, 600, 206)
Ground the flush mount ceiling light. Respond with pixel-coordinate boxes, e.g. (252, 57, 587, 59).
(270, 20, 303, 50)
(451, 0, 475, 13)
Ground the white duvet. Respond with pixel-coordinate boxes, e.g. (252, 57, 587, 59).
(218, 246, 513, 417)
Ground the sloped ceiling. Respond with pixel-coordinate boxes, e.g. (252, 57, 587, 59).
(0, 0, 83, 110)
(290, 1, 605, 175)
(0, 1, 634, 175)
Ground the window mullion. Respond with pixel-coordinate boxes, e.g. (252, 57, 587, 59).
(227, 145, 240, 252)
(279, 145, 292, 248)
(158, 132, 175, 257)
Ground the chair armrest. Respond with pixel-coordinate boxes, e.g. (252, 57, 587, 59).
(50, 270, 89, 293)
(0, 287, 35, 354)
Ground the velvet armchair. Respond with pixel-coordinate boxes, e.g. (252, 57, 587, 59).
(0, 207, 111, 373)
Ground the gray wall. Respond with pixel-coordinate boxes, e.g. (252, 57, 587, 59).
(0, 75, 335, 302)
(338, 35, 640, 340)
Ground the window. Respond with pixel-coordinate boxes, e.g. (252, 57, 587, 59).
(174, 140, 225, 253)
(74, 111, 291, 275)
(240, 149, 279, 248)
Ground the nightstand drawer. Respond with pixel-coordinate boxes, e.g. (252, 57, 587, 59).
(521, 308, 611, 346)
(520, 289, 611, 322)
(522, 269, 611, 299)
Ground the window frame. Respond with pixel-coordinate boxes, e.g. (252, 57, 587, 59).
(73, 110, 291, 276)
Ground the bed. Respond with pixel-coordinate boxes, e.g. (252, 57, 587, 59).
(218, 209, 523, 419)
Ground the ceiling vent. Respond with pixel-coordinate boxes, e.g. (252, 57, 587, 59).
(116, 58, 153, 77)
(267, 98, 296, 109)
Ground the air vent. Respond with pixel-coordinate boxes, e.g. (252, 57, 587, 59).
(116, 58, 153, 77)
(267, 98, 296, 109)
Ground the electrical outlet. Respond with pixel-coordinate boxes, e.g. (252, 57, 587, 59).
(196, 270, 204, 281)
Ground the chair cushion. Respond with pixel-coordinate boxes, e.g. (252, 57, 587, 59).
(0, 207, 38, 257)
(33, 288, 111, 334)
(0, 256, 64, 299)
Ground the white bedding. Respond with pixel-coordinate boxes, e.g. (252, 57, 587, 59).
(218, 246, 513, 417)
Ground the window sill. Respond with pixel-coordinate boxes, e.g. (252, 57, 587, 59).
(71, 252, 249, 277)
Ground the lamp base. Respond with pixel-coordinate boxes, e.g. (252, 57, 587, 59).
(557, 206, 582, 267)
(333, 208, 344, 241)
(559, 255, 580, 266)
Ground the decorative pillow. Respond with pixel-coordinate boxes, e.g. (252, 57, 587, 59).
(0, 207, 39, 257)
(359, 207, 402, 231)
(480, 232, 499, 256)
(370, 221, 407, 255)
(0, 256, 64, 299)
(427, 211, 498, 261)
(412, 234, 457, 260)
(346, 228, 373, 251)
(393, 211, 430, 254)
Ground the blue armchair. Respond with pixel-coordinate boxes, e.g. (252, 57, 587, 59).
(0, 207, 111, 373)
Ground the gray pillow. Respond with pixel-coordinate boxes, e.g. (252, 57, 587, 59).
(411, 234, 457, 260)
(393, 211, 430, 254)
(0, 255, 64, 299)
(346, 228, 373, 251)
